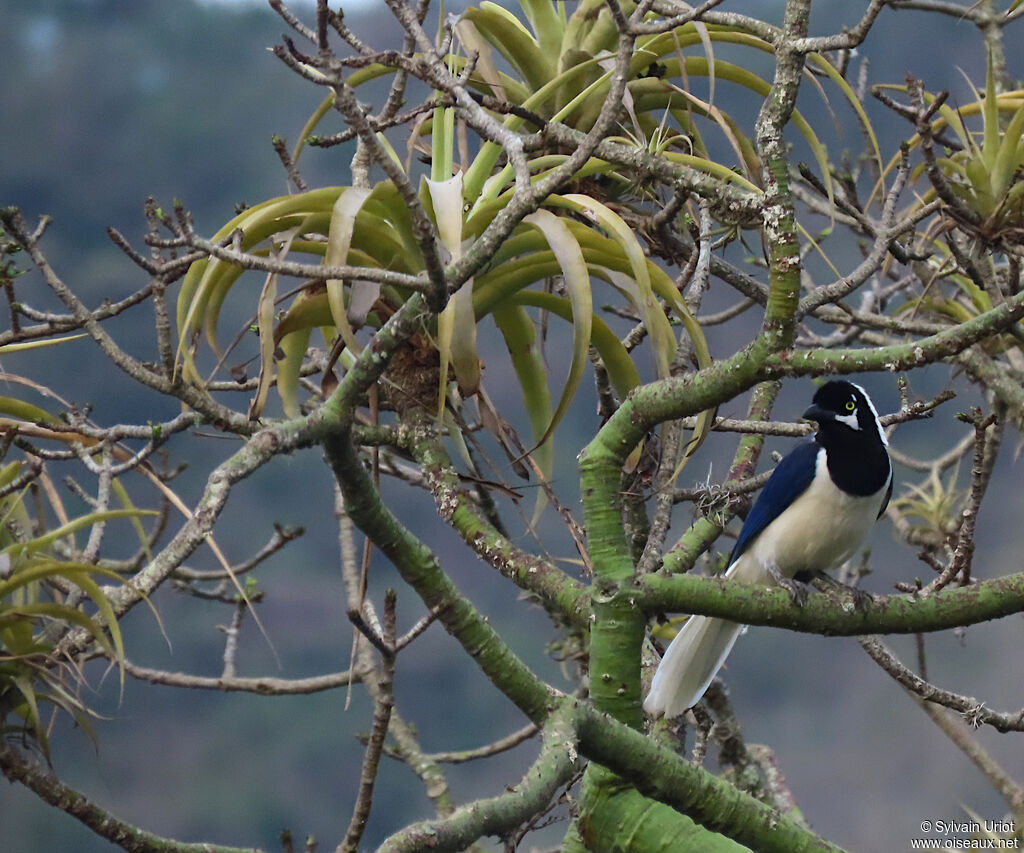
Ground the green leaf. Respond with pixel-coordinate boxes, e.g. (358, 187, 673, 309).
(990, 101, 1024, 201)
(463, 3, 553, 92)
(292, 92, 335, 167)
(0, 397, 63, 426)
(507, 290, 640, 400)
(492, 304, 553, 485)
(70, 570, 125, 672)
(454, 18, 510, 102)
(276, 324, 312, 419)
(0, 462, 21, 489)
(11, 673, 47, 754)
(0, 509, 158, 562)
(325, 187, 374, 355)
(523, 209, 592, 446)
(0, 334, 87, 355)
(517, 0, 563, 60)
(110, 477, 154, 565)
(555, 194, 677, 378)
(427, 173, 479, 405)
(807, 51, 884, 180)
(982, 51, 1000, 170)
(8, 602, 117, 662)
(248, 270, 281, 421)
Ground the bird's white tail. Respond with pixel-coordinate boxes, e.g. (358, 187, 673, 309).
(643, 613, 744, 718)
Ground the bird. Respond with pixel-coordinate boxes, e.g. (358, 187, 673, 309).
(643, 380, 892, 718)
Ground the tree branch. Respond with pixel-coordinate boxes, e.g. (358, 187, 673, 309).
(0, 740, 261, 853)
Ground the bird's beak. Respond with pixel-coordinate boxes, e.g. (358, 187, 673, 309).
(802, 403, 832, 425)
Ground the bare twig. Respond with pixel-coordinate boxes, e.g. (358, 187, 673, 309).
(859, 636, 1024, 733)
(422, 723, 540, 764)
(339, 590, 396, 853)
(922, 409, 999, 593)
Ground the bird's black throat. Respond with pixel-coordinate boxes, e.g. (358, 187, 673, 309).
(816, 427, 890, 497)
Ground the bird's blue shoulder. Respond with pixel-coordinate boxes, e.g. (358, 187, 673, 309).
(728, 440, 820, 565)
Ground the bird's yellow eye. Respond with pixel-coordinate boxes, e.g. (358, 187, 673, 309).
(845, 400, 856, 411)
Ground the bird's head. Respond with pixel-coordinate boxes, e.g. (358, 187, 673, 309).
(803, 380, 887, 447)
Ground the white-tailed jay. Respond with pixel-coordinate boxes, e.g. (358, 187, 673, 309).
(644, 380, 892, 717)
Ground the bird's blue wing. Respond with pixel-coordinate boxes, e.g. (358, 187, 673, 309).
(728, 440, 820, 565)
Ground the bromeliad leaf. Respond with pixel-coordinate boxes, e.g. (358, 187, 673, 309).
(0, 509, 158, 561)
(250, 228, 297, 420)
(427, 172, 479, 410)
(556, 194, 677, 378)
(522, 209, 592, 446)
(0, 334, 87, 355)
(492, 303, 553, 487)
(325, 187, 373, 355)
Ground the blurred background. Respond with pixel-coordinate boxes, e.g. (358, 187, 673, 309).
(3, 1, 1024, 851)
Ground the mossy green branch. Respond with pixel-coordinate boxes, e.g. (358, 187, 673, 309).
(578, 431, 650, 728)
(661, 381, 782, 575)
(574, 702, 846, 853)
(586, 589, 647, 729)
(578, 765, 748, 853)
(377, 705, 580, 853)
(958, 347, 1024, 423)
(397, 416, 590, 628)
(755, 0, 810, 350)
(764, 293, 1024, 374)
(638, 571, 1024, 635)
(324, 429, 556, 723)
(588, 286, 1024, 473)
(313, 293, 430, 427)
(0, 739, 261, 853)
(577, 345, 772, 729)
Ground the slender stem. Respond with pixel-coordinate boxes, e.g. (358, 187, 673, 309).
(0, 740, 260, 853)
(860, 636, 1024, 735)
(377, 705, 580, 853)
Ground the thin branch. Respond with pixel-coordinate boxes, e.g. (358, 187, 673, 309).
(917, 695, 1024, 816)
(272, 135, 308, 192)
(792, 0, 887, 52)
(172, 524, 304, 582)
(423, 723, 540, 765)
(0, 740, 261, 853)
(630, 0, 728, 34)
(923, 409, 999, 593)
(123, 660, 357, 694)
(859, 636, 1024, 733)
(639, 567, 1024, 638)
(377, 706, 580, 853)
(181, 233, 430, 292)
(219, 601, 246, 679)
(395, 606, 441, 651)
(339, 590, 396, 853)
(889, 0, 994, 18)
(798, 146, 915, 316)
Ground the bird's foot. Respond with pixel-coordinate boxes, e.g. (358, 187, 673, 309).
(811, 573, 874, 611)
(768, 567, 811, 606)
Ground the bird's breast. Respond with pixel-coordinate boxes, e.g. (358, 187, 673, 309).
(738, 453, 886, 581)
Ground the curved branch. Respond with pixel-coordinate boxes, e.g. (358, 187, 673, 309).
(639, 570, 1024, 637)
(123, 660, 357, 695)
(377, 706, 579, 853)
(396, 413, 589, 628)
(0, 740, 261, 853)
(575, 702, 845, 853)
(184, 234, 430, 292)
(859, 636, 1024, 735)
(323, 426, 557, 723)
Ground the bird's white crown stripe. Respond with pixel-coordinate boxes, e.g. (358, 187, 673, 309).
(850, 382, 887, 447)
